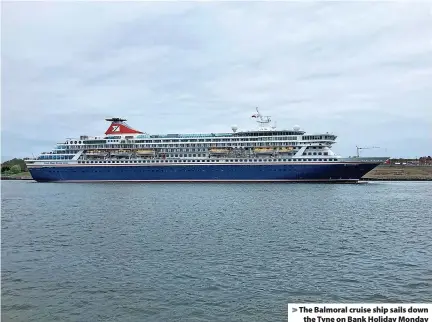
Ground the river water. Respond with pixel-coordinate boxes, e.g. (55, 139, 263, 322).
(2, 181, 431, 321)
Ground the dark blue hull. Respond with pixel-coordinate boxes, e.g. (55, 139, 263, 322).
(28, 162, 380, 183)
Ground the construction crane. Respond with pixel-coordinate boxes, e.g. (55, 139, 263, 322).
(356, 146, 380, 157)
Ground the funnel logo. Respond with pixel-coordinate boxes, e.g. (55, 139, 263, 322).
(112, 125, 120, 132)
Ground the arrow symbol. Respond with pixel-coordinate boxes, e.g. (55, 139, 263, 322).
(292, 308, 298, 313)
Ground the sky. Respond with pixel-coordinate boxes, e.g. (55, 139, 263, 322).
(2, 1, 432, 161)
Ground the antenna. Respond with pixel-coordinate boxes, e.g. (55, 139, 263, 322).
(252, 107, 272, 131)
(356, 146, 380, 157)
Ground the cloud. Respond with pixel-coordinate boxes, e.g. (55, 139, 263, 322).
(2, 1, 432, 160)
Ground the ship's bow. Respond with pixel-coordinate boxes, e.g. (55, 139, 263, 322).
(340, 157, 390, 180)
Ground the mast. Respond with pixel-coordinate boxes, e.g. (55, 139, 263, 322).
(252, 107, 273, 131)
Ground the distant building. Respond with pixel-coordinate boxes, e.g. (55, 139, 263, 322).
(419, 156, 432, 165)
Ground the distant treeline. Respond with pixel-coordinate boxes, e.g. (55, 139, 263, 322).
(1, 158, 28, 173)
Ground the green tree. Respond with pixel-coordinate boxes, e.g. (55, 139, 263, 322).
(1, 158, 28, 171)
(10, 164, 21, 174)
(1, 166, 10, 173)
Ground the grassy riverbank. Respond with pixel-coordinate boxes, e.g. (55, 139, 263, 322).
(362, 165, 432, 181)
(1, 171, 33, 180)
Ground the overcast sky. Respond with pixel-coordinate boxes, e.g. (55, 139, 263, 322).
(2, 1, 432, 161)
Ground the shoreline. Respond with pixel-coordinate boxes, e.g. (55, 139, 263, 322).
(2, 176, 33, 180)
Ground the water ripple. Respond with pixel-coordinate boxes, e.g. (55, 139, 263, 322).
(1, 181, 432, 321)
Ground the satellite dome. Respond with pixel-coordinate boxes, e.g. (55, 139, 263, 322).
(293, 125, 301, 131)
(231, 125, 238, 133)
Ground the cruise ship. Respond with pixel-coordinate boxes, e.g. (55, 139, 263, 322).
(25, 108, 389, 183)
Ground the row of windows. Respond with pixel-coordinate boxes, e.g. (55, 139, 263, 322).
(64, 143, 302, 150)
(236, 131, 302, 137)
(57, 141, 331, 152)
(65, 140, 109, 145)
(66, 137, 302, 145)
(136, 136, 299, 143)
(38, 155, 74, 160)
(304, 152, 328, 156)
(76, 158, 338, 164)
(138, 131, 303, 139)
(74, 141, 329, 149)
(64, 136, 332, 146)
(303, 135, 335, 140)
(130, 141, 302, 147)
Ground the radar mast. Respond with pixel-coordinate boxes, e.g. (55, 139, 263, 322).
(252, 107, 273, 131)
